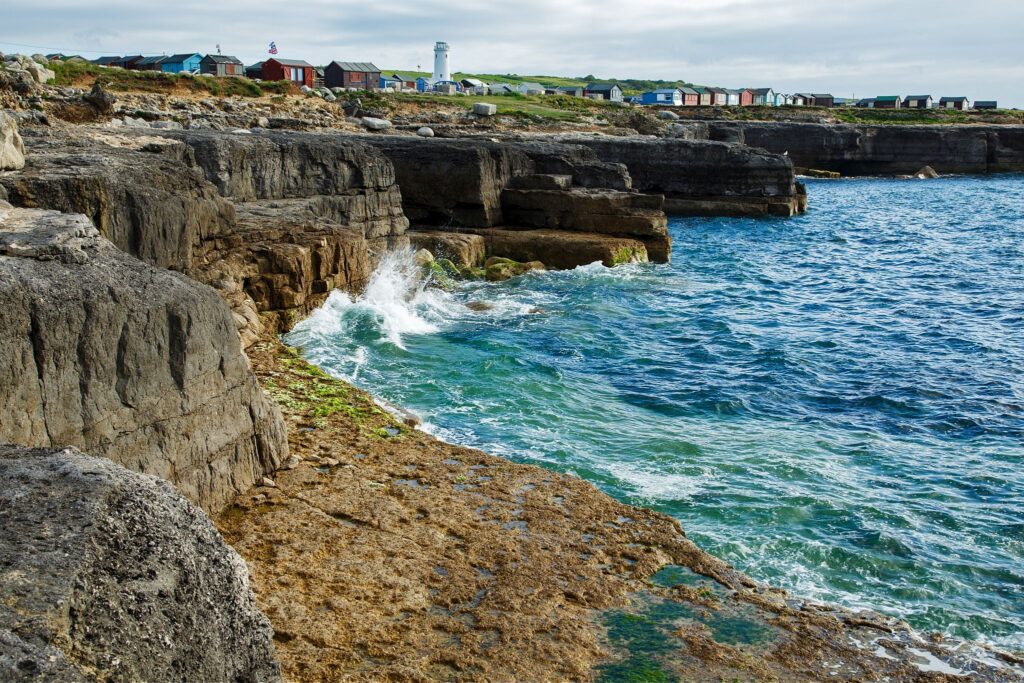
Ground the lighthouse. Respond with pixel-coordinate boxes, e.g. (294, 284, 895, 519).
(432, 41, 451, 82)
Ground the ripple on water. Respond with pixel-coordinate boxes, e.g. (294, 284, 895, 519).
(286, 175, 1024, 649)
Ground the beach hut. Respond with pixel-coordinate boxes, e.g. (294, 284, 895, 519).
(325, 61, 381, 90)
(706, 87, 728, 105)
(938, 96, 970, 110)
(811, 93, 835, 107)
(91, 56, 122, 67)
(380, 75, 403, 90)
(245, 62, 265, 79)
(749, 88, 775, 106)
(641, 88, 683, 106)
(902, 95, 933, 109)
(261, 58, 315, 87)
(392, 73, 418, 90)
(556, 86, 585, 97)
(974, 101, 998, 110)
(680, 87, 700, 106)
(874, 95, 902, 109)
(132, 56, 167, 71)
(200, 55, 244, 77)
(737, 89, 754, 106)
(517, 82, 546, 95)
(160, 53, 202, 74)
(584, 83, 623, 102)
(113, 55, 143, 69)
(488, 83, 515, 95)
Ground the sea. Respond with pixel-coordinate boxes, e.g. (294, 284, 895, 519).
(285, 175, 1024, 649)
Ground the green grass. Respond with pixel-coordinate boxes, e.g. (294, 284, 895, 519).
(49, 60, 295, 97)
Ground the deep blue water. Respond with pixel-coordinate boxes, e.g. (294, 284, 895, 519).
(287, 176, 1024, 648)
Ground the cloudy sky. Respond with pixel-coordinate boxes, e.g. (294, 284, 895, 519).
(4, 0, 1022, 106)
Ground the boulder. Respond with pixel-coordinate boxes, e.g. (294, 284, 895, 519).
(0, 446, 281, 683)
(300, 85, 312, 94)
(413, 248, 435, 267)
(151, 120, 184, 130)
(83, 83, 116, 115)
(416, 126, 435, 138)
(407, 231, 485, 268)
(360, 117, 392, 131)
(472, 102, 498, 116)
(484, 256, 545, 281)
(656, 110, 680, 120)
(0, 205, 287, 511)
(0, 111, 25, 171)
(916, 165, 940, 179)
(24, 60, 55, 84)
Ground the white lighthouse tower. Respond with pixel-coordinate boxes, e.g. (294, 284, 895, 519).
(432, 41, 451, 82)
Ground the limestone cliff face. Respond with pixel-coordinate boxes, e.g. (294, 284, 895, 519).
(356, 135, 673, 262)
(697, 122, 1024, 175)
(0, 446, 280, 683)
(0, 127, 235, 271)
(0, 203, 286, 511)
(0, 128, 411, 344)
(567, 136, 807, 216)
(155, 130, 412, 339)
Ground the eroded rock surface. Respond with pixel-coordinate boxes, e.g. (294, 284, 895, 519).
(0, 445, 280, 683)
(0, 204, 286, 511)
(0, 127, 234, 271)
(698, 121, 1024, 175)
(221, 340, 1024, 683)
(0, 111, 25, 170)
(566, 135, 807, 216)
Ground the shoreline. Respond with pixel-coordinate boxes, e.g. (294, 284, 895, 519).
(216, 317, 1023, 681)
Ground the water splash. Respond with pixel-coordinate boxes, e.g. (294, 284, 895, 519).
(293, 248, 446, 352)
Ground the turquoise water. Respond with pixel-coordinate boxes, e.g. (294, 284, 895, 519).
(286, 176, 1024, 648)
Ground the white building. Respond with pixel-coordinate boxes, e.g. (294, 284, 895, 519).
(432, 42, 451, 83)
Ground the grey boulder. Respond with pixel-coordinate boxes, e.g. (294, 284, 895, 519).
(0, 445, 281, 682)
(360, 117, 392, 131)
(0, 111, 25, 170)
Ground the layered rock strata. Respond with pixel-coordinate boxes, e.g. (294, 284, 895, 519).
(0, 445, 280, 683)
(694, 121, 1024, 175)
(0, 128, 411, 344)
(566, 135, 808, 216)
(0, 203, 286, 511)
(356, 135, 673, 264)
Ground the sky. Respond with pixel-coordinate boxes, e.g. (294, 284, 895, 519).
(2, 0, 1022, 106)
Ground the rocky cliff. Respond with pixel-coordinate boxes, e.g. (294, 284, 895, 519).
(0, 202, 286, 511)
(566, 135, 808, 216)
(691, 121, 1024, 175)
(0, 445, 280, 683)
(354, 135, 673, 263)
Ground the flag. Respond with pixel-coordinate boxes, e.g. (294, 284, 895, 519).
(268, 41, 278, 55)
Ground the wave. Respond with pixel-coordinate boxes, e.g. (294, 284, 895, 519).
(293, 248, 448, 351)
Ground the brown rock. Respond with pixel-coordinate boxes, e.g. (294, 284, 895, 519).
(0, 206, 286, 512)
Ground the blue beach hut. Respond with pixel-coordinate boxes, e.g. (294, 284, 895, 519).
(160, 53, 203, 74)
